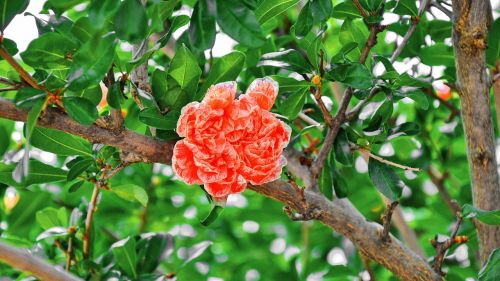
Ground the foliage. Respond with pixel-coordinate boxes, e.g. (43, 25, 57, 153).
(0, 0, 498, 280)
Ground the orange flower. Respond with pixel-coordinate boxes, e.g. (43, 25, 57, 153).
(172, 77, 290, 199)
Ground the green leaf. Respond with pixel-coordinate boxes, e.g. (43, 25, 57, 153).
(114, 0, 148, 43)
(112, 184, 149, 207)
(331, 42, 359, 63)
(271, 75, 311, 94)
(67, 158, 94, 181)
(68, 180, 84, 193)
(27, 98, 46, 140)
(259, 49, 313, 73)
(0, 160, 67, 187)
(156, 15, 191, 48)
(486, 18, 500, 66)
(31, 127, 93, 156)
(62, 96, 98, 125)
(393, 0, 418, 16)
(106, 83, 123, 109)
(332, 1, 362, 19)
(36, 207, 67, 230)
(181, 241, 213, 267)
(67, 33, 117, 90)
(388, 122, 420, 140)
(201, 205, 224, 226)
(293, 1, 313, 36)
(334, 129, 353, 166)
(255, 0, 299, 26)
(280, 87, 307, 120)
(138, 107, 178, 130)
(327, 62, 372, 89)
(216, 0, 265, 48)
(319, 154, 334, 200)
(479, 248, 500, 281)
(462, 204, 500, 225)
(20, 32, 77, 70)
(333, 168, 349, 198)
(188, 0, 216, 51)
(0, 0, 29, 31)
(419, 43, 455, 66)
(168, 45, 202, 93)
(368, 160, 403, 201)
(310, 0, 333, 25)
(111, 236, 138, 279)
(428, 20, 452, 42)
(88, 0, 121, 29)
(137, 233, 174, 273)
(71, 17, 98, 43)
(0, 38, 18, 60)
(364, 100, 393, 128)
(14, 88, 46, 109)
(198, 51, 246, 97)
(36, 226, 68, 241)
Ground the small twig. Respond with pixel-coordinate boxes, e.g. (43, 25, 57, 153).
(431, 213, 467, 276)
(359, 147, 423, 172)
(283, 206, 322, 221)
(0, 87, 20, 92)
(101, 162, 127, 181)
(310, 23, 385, 191)
(380, 201, 399, 242)
(83, 183, 100, 259)
(66, 226, 75, 271)
(353, 0, 370, 18)
(0, 77, 20, 87)
(430, 1, 452, 17)
(0, 45, 44, 90)
(313, 50, 334, 126)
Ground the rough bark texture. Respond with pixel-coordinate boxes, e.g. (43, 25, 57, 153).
(248, 182, 442, 281)
(451, 0, 500, 263)
(0, 242, 82, 281)
(0, 98, 174, 164)
(0, 97, 442, 280)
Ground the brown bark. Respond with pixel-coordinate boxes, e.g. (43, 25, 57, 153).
(451, 0, 500, 263)
(0, 97, 442, 280)
(0, 98, 174, 164)
(0, 242, 82, 281)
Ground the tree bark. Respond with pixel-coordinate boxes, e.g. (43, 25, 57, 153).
(0, 242, 82, 281)
(451, 0, 500, 263)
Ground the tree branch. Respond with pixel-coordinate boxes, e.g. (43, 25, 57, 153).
(248, 182, 443, 281)
(0, 98, 174, 164)
(451, 0, 500, 263)
(0, 45, 44, 90)
(0, 241, 82, 281)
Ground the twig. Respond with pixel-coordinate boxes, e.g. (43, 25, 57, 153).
(430, 1, 452, 17)
(380, 201, 399, 242)
(423, 87, 460, 122)
(101, 162, 127, 181)
(359, 147, 423, 172)
(431, 213, 466, 276)
(353, 0, 369, 18)
(0, 87, 19, 92)
(0, 45, 44, 90)
(346, 0, 429, 121)
(83, 183, 100, 259)
(313, 50, 334, 126)
(310, 24, 385, 191)
(0, 241, 82, 281)
(66, 227, 75, 271)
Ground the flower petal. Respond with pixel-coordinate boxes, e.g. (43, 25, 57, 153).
(203, 81, 237, 109)
(243, 77, 279, 110)
(172, 140, 202, 185)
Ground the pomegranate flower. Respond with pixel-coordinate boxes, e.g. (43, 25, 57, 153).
(172, 77, 291, 200)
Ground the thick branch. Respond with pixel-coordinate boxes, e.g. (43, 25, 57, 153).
(451, 0, 500, 263)
(0, 241, 82, 281)
(0, 98, 174, 164)
(248, 182, 442, 281)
